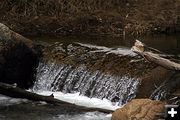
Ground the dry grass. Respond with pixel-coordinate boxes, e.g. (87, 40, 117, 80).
(0, 0, 179, 36)
(0, 0, 129, 16)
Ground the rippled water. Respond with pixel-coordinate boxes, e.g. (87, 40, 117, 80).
(32, 34, 180, 54)
(56, 112, 111, 120)
(0, 96, 111, 120)
(0, 95, 111, 120)
(1, 35, 180, 120)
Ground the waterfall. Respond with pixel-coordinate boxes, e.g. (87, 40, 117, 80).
(33, 61, 140, 106)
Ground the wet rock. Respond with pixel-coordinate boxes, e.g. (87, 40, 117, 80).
(0, 23, 39, 88)
(40, 42, 175, 103)
(112, 99, 165, 120)
(137, 66, 173, 99)
(150, 71, 180, 101)
(42, 43, 155, 77)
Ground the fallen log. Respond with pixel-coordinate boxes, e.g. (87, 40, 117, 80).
(131, 40, 180, 71)
(0, 82, 113, 113)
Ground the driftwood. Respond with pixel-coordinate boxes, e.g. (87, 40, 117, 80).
(0, 82, 113, 113)
(131, 40, 180, 71)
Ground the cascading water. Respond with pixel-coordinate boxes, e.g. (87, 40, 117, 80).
(1, 34, 179, 120)
(0, 42, 146, 120)
(32, 43, 141, 106)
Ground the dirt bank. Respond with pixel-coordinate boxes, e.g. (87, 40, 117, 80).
(0, 0, 180, 37)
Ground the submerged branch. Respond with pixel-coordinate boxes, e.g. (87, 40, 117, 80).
(0, 82, 113, 113)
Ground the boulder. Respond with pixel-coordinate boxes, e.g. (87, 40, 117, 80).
(112, 99, 165, 120)
(0, 23, 39, 88)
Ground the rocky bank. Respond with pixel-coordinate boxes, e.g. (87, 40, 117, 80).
(0, 23, 39, 88)
(0, 23, 179, 120)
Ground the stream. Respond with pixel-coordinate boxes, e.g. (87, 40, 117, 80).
(0, 35, 180, 120)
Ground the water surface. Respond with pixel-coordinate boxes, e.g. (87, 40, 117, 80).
(1, 34, 180, 120)
(32, 34, 180, 54)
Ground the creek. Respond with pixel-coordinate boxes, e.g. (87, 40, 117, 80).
(0, 35, 179, 120)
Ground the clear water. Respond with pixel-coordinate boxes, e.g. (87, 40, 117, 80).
(1, 35, 180, 120)
(0, 95, 111, 120)
(32, 34, 180, 54)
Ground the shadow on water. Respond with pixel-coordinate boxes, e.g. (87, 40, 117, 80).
(31, 35, 131, 48)
(1, 34, 180, 120)
(137, 34, 180, 55)
(0, 101, 110, 120)
(31, 34, 180, 55)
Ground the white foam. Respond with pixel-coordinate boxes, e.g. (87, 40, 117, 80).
(36, 91, 120, 111)
(57, 111, 111, 120)
(0, 94, 28, 106)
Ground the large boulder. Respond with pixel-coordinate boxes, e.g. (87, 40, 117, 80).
(0, 23, 39, 88)
(112, 99, 165, 120)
